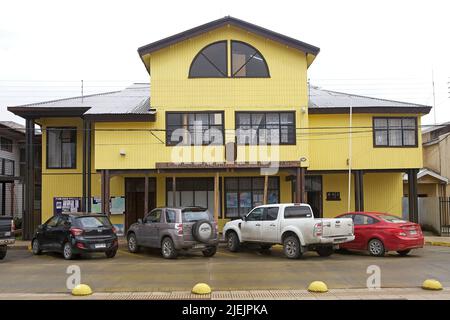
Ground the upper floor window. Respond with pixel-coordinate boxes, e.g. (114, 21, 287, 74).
(188, 40, 269, 78)
(166, 112, 224, 146)
(189, 41, 227, 78)
(47, 127, 77, 169)
(231, 41, 270, 77)
(0, 137, 13, 152)
(236, 112, 295, 145)
(373, 117, 417, 147)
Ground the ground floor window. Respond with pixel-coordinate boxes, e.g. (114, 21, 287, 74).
(224, 176, 279, 218)
(166, 177, 220, 216)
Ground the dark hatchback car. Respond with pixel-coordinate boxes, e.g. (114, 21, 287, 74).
(31, 213, 118, 260)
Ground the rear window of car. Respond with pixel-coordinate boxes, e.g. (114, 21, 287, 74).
(76, 216, 111, 228)
(284, 206, 313, 219)
(377, 214, 406, 223)
(182, 209, 211, 222)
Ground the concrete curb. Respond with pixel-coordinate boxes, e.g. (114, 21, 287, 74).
(426, 241, 450, 247)
(0, 287, 449, 300)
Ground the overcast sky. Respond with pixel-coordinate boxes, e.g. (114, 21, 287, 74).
(1, 0, 449, 126)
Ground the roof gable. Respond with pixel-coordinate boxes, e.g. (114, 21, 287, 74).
(137, 16, 320, 73)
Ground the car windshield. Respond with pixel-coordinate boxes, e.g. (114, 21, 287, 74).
(76, 216, 111, 228)
(182, 209, 210, 222)
(377, 214, 406, 223)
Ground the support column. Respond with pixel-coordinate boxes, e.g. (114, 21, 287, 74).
(263, 175, 268, 205)
(86, 120, 92, 212)
(104, 170, 110, 215)
(354, 170, 364, 211)
(101, 170, 105, 213)
(81, 120, 87, 212)
(24, 118, 35, 240)
(408, 169, 419, 223)
(295, 167, 306, 203)
(214, 172, 219, 222)
(144, 175, 149, 214)
(172, 176, 176, 207)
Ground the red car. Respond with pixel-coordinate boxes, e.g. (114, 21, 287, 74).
(335, 212, 424, 256)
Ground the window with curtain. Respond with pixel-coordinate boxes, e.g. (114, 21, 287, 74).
(166, 112, 224, 146)
(231, 41, 269, 77)
(373, 117, 417, 147)
(47, 127, 77, 168)
(236, 112, 295, 145)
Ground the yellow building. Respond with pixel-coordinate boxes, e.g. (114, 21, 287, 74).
(9, 17, 431, 238)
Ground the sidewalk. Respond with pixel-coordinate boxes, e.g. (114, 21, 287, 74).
(0, 288, 449, 300)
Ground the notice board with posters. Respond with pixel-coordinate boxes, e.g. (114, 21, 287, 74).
(53, 197, 81, 215)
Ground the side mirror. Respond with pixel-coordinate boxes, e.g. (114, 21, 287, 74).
(242, 216, 246, 222)
(137, 218, 143, 224)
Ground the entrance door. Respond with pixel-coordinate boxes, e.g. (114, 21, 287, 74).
(125, 178, 156, 231)
(306, 176, 322, 218)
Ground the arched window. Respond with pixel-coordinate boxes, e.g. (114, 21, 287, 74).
(189, 41, 227, 78)
(188, 40, 270, 78)
(231, 41, 269, 78)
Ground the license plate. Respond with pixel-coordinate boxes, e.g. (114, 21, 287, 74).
(95, 243, 106, 249)
(193, 244, 206, 249)
(4, 232, 10, 237)
(410, 230, 417, 235)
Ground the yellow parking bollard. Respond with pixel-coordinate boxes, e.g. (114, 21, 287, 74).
(422, 279, 443, 291)
(192, 283, 212, 295)
(308, 281, 328, 293)
(71, 284, 93, 296)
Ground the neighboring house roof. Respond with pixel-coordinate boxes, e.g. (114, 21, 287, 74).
(8, 83, 431, 119)
(403, 168, 449, 184)
(0, 121, 25, 134)
(8, 83, 155, 121)
(422, 121, 450, 134)
(308, 86, 431, 114)
(423, 132, 450, 147)
(137, 16, 320, 73)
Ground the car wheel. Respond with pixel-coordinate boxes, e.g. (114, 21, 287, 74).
(161, 237, 178, 259)
(316, 246, 334, 257)
(226, 231, 240, 252)
(62, 242, 74, 260)
(127, 233, 140, 253)
(283, 235, 302, 259)
(0, 246, 7, 260)
(32, 239, 42, 255)
(105, 249, 117, 259)
(397, 249, 411, 256)
(202, 246, 217, 257)
(368, 239, 385, 257)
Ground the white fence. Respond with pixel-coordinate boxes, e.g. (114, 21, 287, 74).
(402, 197, 441, 235)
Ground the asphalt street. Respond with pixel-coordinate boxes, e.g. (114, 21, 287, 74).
(1, 245, 449, 294)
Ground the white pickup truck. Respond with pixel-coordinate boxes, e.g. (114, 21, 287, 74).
(223, 203, 354, 259)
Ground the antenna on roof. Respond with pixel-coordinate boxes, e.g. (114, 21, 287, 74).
(81, 80, 84, 103)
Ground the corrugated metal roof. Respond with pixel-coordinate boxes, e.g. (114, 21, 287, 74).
(9, 83, 429, 115)
(9, 83, 153, 115)
(308, 86, 429, 109)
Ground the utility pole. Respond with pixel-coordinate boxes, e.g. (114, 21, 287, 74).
(347, 104, 353, 213)
(81, 79, 84, 103)
(432, 70, 436, 125)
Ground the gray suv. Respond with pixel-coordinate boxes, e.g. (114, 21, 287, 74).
(127, 207, 219, 259)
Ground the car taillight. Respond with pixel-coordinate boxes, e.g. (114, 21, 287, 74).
(76, 242, 86, 249)
(112, 226, 117, 234)
(70, 228, 84, 236)
(175, 223, 183, 235)
(314, 222, 323, 237)
(11, 220, 15, 232)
